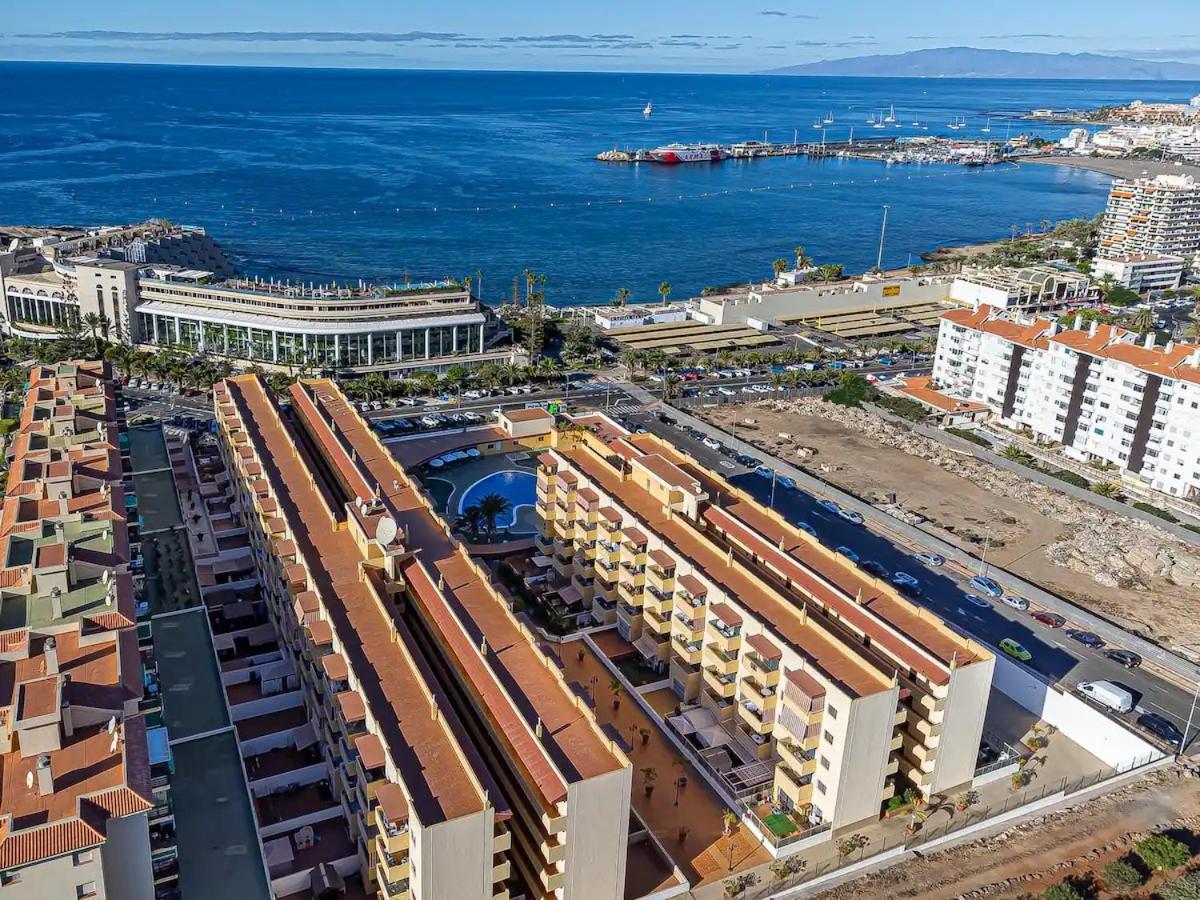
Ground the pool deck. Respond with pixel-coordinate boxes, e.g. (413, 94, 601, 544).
(417, 450, 541, 537)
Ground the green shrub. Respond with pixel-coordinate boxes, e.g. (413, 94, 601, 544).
(1158, 870, 1200, 900)
(945, 427, 992, 448)
(824, 374, 877, 409)
(0, 418, 17, 436)
(1041, 881, 1083, 900)
(1100, 858, 1142, 892)
(874, 395, 928, 421)
(1133, 833, 1191, 871)
(1045, 468, 1089, 489)
(1133, 501, 1180, 524)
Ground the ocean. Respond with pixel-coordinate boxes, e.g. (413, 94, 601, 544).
(0, 62, 1193, 306)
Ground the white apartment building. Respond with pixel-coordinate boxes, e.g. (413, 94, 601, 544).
(948, 265, 1091, 313)
(934, 306, 1200, 499)
(1097, 174, 1200, 266)
(1093, 254, 1186, 292)
(1, 223, 517, 375)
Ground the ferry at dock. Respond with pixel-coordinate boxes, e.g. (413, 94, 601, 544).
(649, 143, 729, 164)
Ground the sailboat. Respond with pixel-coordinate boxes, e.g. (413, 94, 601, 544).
(867, 113, 876, 125)
(981, 118, 991, 133)
(948, 116, 964, 131)
(872, 109, 886, 129)
(884, 103, 896, 123)
(813, 118, 823, 128)
(823, 111, 834, 125)
(643, 101, 653, 118)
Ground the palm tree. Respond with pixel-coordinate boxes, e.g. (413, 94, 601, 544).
(615, 287, 630, 308)
(1097, 273, 1116, 301)
(722, 809, 739, 837)
(456, 505, 485, 540)
(1127, 307, 1154, 334)
(81, 312, 101, 353)
(658, 281, 671, 305)
(661, 373, 682, 400)
(794, 245, 811, 271)
(475, 493, 512, 541)
(772, 258, 789, 280)
(641, 766, 658, 799)
(816, 263, 844, 283)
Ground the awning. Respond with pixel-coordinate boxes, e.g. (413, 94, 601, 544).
(531, 555, 553, 568)
(557, 585, 583, 607)
(292, 721, 318, 750)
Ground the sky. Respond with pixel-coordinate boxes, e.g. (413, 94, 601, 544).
(3, 0, 1200, 73)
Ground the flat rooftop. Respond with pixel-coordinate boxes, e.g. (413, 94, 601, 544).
(297, 379, 624, 803)
(222, 376, 490, 825)
(154, 608, 231, 740)
(171, 731, 272, 900)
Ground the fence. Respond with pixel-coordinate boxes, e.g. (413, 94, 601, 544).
(727, 752, 1165, 899)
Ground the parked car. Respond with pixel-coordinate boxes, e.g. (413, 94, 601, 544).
(999, 638, 1032, 662)
(969, 575, 1004, 598)
(1105, 649, 1143, 669)
(796, 522, 817, 537)
(962, 593, 991, 609)
(1137, 712, 1183, 746)
(1030, 611, 1066, 628)
(892, 572, 922, 595)
(1067, 629, 1105, 649)
(702, 437, 721, 451)
(914, 552, 945, 567)
(837, 508, 864, 525)
(860, 560, 889, 580)
(835, 546, 859, 563)
(1076, 680, 1134, 714)
(1001, 594, 1030, 612)
(817, 499, 840, 515)
(777, 476, 796, 490)
(736, 454, 760, 467)
(755, 466, 774, 479)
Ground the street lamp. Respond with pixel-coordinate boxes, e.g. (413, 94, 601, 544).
(876, 204, 891, 272)
(1181, 680, 1200, 759)
(977, 526, 993, 578)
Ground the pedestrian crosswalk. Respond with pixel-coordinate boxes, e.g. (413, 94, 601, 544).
(605, 403, 645, 417)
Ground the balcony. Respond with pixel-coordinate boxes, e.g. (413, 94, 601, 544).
(376, 863, 410, 899)
(777, 737, 816, 773)
(672, 635, 702, 665)
(374, 810, 410, 855)
(705, 620, 742, 656)
(774, 763, 813, 800)
(738, 698, 775, 735)
(703, 666, 737, 698)
(703, 642, 739, 676)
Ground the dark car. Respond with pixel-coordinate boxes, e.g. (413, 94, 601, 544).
(1030, 611, 1066, 628)
(736, 454, 761, 467)
(1105, 649, 1143, 669)
(1137, 712, 1183, 746)
(658, 414, 676, 425)
(860, 560, 889, 580)
(1067, 629, 1106, 649)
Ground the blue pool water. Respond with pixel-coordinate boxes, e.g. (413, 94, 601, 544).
(457, 470, 537, 528)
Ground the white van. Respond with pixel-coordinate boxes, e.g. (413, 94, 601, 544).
(1076, 680, 1133, 714)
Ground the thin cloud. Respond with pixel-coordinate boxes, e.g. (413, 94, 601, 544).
(760, 10, 790, 16)
(979, 33, 1072, 39)
(22, 30, 466, 43)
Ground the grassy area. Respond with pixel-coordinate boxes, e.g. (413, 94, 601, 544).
(874, 394, 928, 422)
(946, 427, 993, 449)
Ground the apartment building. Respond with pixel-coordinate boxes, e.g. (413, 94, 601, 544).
(214, 375, 631, 899)
(1093, 254, 1186, 292)
(533, 415, 993, 842)
(1, 222, 517, 375)
(933, 306, 1200, 499)
(1097, 174, 1200, 266)
(0, 362, 155, 900)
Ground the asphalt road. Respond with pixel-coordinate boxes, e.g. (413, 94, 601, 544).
(623, 405, 1199, 752)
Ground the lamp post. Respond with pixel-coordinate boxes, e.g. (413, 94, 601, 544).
(876, 204, 891, 272)
(978, 526, 992, 578)
(1182, 680, 1200, 759)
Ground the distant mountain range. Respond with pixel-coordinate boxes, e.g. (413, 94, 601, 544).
(769, 47, 1200, 80)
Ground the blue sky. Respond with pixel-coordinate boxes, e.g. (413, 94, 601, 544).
(4, 0, 1199, 72)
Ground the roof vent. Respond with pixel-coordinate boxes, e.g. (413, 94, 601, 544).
(35, 754, 53, 796)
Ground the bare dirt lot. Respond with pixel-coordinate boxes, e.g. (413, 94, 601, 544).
(815, 767, 1200, 900)
(700, 400, 1200, 654)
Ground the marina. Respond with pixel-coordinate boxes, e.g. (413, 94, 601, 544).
(596, 135, 1014, 167)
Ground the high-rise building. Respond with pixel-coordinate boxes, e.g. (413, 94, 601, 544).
(0, 362, 154, 900)
(1097, 174, 1200, 266)
(933, 306, 1200, 499)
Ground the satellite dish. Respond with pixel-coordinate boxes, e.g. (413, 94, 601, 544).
(106, 716, 116, 734)
(25, 771, 33, 790)
(376, 516, 397, 546)
(109, 733, 119, 754)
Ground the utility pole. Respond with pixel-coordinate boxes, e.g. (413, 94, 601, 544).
(876, 204, 891, 272)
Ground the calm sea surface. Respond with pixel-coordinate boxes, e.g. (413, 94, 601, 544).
(0, 62, 1193, 304)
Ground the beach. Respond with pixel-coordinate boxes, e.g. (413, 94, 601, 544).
(1019, 154, 1200, 180)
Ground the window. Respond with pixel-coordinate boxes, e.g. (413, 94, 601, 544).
(816, 780, 826, 795)
(822, 730, 834, 744)
(819, 755, 830, 771)
(826, 705, 838, 720)
(77, 883, 97, 899)
(74, 850, 94, 866)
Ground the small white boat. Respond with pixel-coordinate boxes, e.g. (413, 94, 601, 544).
(884, 103, 896, 123)
(823, 111, 834, 124)
(981, 118, 991, 133)
(643, 101, 653, 118)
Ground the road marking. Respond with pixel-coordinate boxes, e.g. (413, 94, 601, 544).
(1148, 701, 1185, 723)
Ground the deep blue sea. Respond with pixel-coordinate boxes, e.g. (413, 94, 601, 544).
(0, 62, 1195, 305)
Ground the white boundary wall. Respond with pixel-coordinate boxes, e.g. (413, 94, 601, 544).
(992, 656, 1165, 769)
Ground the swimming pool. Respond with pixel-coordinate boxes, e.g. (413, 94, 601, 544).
(457, 470, 538, 529)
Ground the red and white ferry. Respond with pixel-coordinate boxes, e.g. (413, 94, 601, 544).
(649, 143, 729, 164)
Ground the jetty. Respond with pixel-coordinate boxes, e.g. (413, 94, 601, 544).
(596, 135, 1007, 167)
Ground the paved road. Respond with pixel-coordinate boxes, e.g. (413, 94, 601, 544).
(619, 403, 1200, 753)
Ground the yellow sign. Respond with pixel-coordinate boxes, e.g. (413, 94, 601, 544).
(882, 285, 901, 298)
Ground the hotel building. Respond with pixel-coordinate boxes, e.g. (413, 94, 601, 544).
(1097, 174, 1200, 266)
(948, 265, 1091, 313)
(0, 363, 155, 899)
(933, 306, 1200, 499)
(1, 222, 518, 375)
(213, 375, 630, 899)
(532, 414, 993, 841)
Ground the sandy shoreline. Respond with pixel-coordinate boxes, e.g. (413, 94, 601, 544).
(1019, 154, 1200, 180)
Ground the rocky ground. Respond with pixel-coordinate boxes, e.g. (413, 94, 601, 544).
(700, 398, 1200, 653)
(814, 766, 1200, 900)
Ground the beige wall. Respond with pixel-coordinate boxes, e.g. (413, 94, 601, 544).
(74, 263, 139, 342)
(929, 659, 995, 796)
(0, 821, 150, 900)
(698, 279, 951, 326)
(413, 810, 495, 899)
(824, 687, 897, 828)
(99, 811, 155, 900)
(563, 766, 633, 900)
